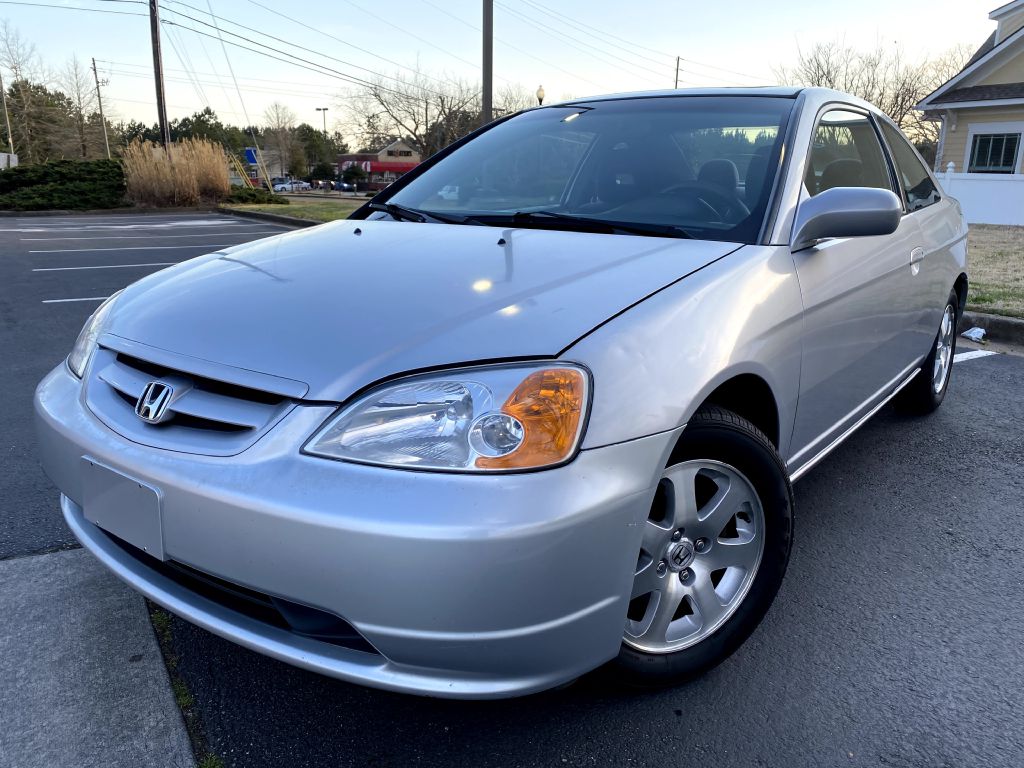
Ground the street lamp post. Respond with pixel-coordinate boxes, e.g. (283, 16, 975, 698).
(536, 85, 545, 106)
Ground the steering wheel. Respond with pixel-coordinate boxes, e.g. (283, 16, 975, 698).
(659, 181, 750, 223)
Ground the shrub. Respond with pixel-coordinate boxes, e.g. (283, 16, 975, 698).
(122, 138, 230, 207)
(0, 159, 126, 210)
(224, 185, 288, 205)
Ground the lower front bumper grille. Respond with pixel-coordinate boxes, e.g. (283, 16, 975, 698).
(101, 528, 378, 655)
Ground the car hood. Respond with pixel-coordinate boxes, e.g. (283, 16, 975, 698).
(108, 220, 739, 402)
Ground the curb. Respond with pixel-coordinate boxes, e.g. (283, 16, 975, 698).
(218, 207, 320, 228)
(958, 310, 1024, 345)
(0, 206, 218, 217)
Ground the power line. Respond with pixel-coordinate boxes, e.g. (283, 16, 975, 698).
(515, 0, 674, 72)
(0, 0, 146, 15)
(514, 0, 774, 85)
(103, 68, 358, 100)
(160, 16, 417, 99)
(330, 0, 496, 77)
(493, 1, 669, 87)
(416, 0, 606, 91)
(98, 60, 345, 92)
(161, 7, 211, 109)
(242, 0, 463, 92)
(163, 0, 460, 99)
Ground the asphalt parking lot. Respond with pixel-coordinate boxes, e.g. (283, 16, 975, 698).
(2, 212, 1023, 767)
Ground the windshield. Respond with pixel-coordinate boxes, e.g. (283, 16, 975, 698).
(387, 96, 794, 243)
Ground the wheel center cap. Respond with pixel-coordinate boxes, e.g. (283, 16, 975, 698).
(667, 539, 695, 571)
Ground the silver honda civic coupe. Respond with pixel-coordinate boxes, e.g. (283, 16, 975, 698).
(35, 87, 967, 699)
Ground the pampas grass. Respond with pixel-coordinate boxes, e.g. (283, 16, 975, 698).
(122, 138, 229, 207)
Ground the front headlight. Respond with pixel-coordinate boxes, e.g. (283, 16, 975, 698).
(304, 363, 590, 472)
(67, 291, 121, 378)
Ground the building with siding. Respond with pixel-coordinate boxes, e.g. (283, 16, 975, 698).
(916, 0, 1024, 223)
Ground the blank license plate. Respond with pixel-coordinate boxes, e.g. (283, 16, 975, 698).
(81, 457, 165, 561)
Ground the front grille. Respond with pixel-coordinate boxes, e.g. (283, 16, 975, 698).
(102, 528, 378, 655)
(85, 344, 296, 456)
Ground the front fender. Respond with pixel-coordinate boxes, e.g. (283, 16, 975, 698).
(565, 245, 803, 460)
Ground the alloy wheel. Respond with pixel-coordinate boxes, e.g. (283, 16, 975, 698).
(932, 303, 956, 394)
(624, 460, 765, 654)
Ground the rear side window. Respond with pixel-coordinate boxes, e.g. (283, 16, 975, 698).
(805, 109, 894, 197)
(879, 120, 941, 211)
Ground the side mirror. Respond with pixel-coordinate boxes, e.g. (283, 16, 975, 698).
(791, 187, 902, 252)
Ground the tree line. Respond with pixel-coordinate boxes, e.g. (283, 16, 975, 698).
(2, 16, 976, 174)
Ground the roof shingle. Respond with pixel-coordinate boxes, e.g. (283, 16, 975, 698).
(933, 82, 1024, 104)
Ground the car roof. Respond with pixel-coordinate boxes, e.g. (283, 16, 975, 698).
(554, 87, 885, 116)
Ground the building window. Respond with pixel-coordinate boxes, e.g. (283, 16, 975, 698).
(386, 150, 396, 156)
(968, 133, 1021, 173)
(398, 150, 412, 156)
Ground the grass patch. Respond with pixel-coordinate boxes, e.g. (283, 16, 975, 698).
(222, 199, 362, 223)
(147, 603, 224, 768)
(966, 225, 1024, 319)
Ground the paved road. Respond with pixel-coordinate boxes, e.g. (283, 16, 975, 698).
(3, 212, 1022, 767)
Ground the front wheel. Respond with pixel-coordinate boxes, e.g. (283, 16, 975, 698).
(613, 406, 793, 687)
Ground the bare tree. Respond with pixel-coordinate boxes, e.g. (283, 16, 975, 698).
(59, 55, 101, 158)
(774, 41, 971, 145)
(263, 101, 296, 176)
(494, 83, 534, 116)
(0, 20, 46, 161)
(347, 69, 480, 159)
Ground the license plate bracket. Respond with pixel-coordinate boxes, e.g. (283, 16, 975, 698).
(81, 457, 165, 561)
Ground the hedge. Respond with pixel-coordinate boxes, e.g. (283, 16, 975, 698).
(0, 159, 127, 210)
(224, 185, 288, 205)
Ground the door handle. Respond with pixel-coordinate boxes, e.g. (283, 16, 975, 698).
(910, 247, 925, 276)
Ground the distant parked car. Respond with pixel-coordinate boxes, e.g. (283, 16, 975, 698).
(335, 181, 355, 192)
(272, 180, 312, 192)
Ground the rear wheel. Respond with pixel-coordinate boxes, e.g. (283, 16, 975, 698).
(895, 291, 959, 414)
(614, 406, 793, 687)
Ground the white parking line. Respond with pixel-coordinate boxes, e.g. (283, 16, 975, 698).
(3, 219, 271, 233)
(953, 350, 998, 363)
(30, 244, 233, 254)
(32, 262, 176, 272)
(42, 296, 109, 304)
(21, 230, 282, 241)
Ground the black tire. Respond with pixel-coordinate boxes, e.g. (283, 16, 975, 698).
(612, 406, 793, 687)
(894, 290, 959, 415)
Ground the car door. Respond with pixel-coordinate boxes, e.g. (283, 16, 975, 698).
(876, 118, 963, 357)
(788, 107, 924, 466)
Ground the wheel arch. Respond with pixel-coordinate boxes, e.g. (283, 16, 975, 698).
(953, 272, 969, 314)
(687, 372, 781, 449)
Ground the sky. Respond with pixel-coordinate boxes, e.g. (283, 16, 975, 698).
(1, 0, 1000, 133)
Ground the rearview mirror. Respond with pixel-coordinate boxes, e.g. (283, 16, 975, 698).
(791, 187, 901, 252)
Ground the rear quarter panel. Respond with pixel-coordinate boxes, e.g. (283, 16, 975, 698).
(567, 245, 804, 459)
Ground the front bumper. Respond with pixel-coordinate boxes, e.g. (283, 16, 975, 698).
(36, 363, 679, 698)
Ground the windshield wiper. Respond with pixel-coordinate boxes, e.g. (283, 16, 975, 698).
(472, 210, 693, 239)
(367, 201, 470, 225)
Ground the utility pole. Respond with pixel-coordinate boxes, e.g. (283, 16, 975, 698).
(91, 58, 111, 160)
(0, 69, 13, 155)
(674, 56, 681, 89)
(481, 0, 492, 125)
(149, 0, 171, 146)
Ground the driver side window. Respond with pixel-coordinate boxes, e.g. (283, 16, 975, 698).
(806, 109, 895, 198)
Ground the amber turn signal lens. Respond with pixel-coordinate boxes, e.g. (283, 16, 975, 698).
(475, 367, 587, 470)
